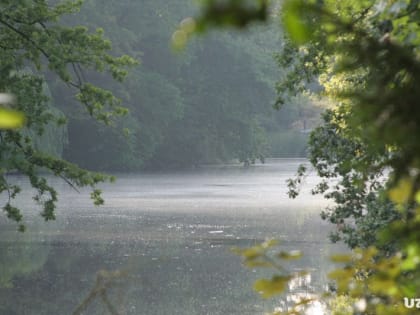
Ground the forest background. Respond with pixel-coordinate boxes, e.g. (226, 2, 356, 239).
(27, 0, 319, 172)
(3, 0, 420, 314)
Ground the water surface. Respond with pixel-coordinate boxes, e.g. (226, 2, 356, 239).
(0, 159, 346, 315)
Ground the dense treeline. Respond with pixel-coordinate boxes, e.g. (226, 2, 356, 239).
(44, 0, 320, 171)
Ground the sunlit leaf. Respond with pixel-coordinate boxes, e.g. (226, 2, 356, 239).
(171, 30, 188, 51)
(245, 260, 273, 268)
(232, 246, 263, 260)
(180, 17, 196, 34)
(415, 191, 420, 204)
(277, 250, 302, 260)
(388, 177, 412, 205)
(242, 247, 263, 260)
(401, 243, 420, 270)
(330, 254, 352, 263)
(369, 278, 398, 295)
(262, 239, 279, 248)
(254, 275, 291, 298)
(328, 268, 353, 281)
(0, 108, 25, 129)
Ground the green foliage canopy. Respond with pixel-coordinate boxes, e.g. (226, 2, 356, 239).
(60, 0, 294, 170)
(0, 0, 136, 230)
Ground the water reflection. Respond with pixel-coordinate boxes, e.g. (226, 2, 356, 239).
(0, 159, 346, 314)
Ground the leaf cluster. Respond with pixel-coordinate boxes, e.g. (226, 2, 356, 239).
(281, 0, 420, 313)
(0, 0, 136, 229)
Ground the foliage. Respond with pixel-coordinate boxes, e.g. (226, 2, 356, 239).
(285, 0, 420, 311)
(288, 108, 400, 251)
(189, 0, 269, 31)
(278, 3, 420, 311)
(234, 240, 325, 315)
(328, 294, 354, 315)
(0, 0, 136, 229)
(60, 0, 301, 170)
(0, 108, 25, 129)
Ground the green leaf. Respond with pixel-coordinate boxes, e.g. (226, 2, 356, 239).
(277, 250, 302, 260)
(388, 177, 412, 205)
(254, 275, 291, 298)
(245, 260, 273, 268)
(401, 243, 420, 270)
(171, 30, 188, 51)
(330, 254, 352, 263)
(283, 0, 313, 44)
(0, 108, 25, 129)
(242, 247, 263, 260)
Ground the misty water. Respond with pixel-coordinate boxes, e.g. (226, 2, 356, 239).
(0, 159, 346, 315)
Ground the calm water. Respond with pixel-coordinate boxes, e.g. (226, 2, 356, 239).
(0, 159, 346, 315)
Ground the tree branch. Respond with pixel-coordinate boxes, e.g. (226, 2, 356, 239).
(0, 17, 50, 59)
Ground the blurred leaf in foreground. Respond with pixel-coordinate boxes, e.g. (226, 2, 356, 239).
(0, 94, 25, 129)
(0, 108, 25, 129)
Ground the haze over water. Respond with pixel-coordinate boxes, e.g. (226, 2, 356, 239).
(0, 159, 346, 315)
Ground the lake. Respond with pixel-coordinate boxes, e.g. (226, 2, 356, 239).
(0, 159, 346, 315)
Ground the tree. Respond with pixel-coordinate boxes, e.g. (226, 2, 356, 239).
(283, 1, 420, 313)
(287, 108, 400, 252)
(0, 0, 136, 230)
(51, 0, 288, 171)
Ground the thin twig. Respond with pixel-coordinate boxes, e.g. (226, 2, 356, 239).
(57, 173, 80, 193)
